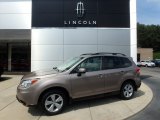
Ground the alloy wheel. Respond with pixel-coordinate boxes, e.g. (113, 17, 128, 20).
(123, 84, 134, 98)
(44, 94, 63, 113)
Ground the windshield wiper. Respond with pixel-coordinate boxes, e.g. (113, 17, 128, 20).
(61, 67, 71, 72)
(53, 67, 59, 72)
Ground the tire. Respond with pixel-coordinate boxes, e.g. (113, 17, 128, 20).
(145, 64, 148, 67)
(40, 90, 68, 115)
(120, 82, 135, 100)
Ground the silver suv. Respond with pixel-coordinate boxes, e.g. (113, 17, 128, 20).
(17, 53, 141, 115)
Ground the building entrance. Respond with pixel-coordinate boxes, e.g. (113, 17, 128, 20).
(0, 42, 31, 72)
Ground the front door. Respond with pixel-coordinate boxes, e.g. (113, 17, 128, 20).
(70, 57, 105, 98)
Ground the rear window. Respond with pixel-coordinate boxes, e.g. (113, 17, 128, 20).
(102, 56, 132, 70)
(120, 57, 132, 68)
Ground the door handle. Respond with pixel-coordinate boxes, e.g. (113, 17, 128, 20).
(120, 71, 125, 74)
(98, 74, 103, 78)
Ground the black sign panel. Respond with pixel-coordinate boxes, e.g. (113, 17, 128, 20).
(32, 0, 130, 28)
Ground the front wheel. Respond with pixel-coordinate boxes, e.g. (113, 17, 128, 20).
(40, 90, 68, 115)
(120, 82, 135, 100)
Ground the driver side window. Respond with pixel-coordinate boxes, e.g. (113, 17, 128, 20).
(75, 57, 101, 72)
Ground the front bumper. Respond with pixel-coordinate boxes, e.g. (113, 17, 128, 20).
(16, 95, 28, 106)
(16, 87, 38, 106)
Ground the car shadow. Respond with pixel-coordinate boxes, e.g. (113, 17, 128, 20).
(28, 107, 43, 116)
(133, 90, 145, 99)
(28, 90, 145, 116)
(140, 75, 152, 80)
(0, 77, 12, 82)
(28, 96, 119, 116)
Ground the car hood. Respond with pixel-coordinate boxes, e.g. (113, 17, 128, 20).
(22, 69, 59, 80)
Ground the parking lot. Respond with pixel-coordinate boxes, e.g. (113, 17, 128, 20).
(128, 67, 160, 120)
(0, 69, 153, 120)
(141, 67, 160, 73)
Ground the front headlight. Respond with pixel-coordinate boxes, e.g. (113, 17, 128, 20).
(20, 79, 38, 89)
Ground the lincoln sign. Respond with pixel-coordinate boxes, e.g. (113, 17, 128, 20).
(64, 20, 97, 25)
(32, 0, 130, 28)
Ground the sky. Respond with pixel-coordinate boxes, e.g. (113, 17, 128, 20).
(137, 0, 160, 25)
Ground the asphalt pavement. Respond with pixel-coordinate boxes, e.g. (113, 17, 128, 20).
(127, 67, 160, 120)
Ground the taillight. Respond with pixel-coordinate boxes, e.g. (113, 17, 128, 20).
(135, 67, 140, 74)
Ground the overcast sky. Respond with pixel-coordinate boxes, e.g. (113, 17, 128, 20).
(137, 0, 160, 25)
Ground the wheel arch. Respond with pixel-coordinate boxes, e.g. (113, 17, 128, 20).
(38, 86, 71, 104)
(121, 79, 137, 91)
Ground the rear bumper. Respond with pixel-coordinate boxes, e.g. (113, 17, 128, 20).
(136, 82, 141, 89)
(135, 75, 141, 91)
(135, 79, 141, 91)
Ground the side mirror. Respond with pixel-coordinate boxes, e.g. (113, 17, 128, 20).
(77, 68, 86, 76)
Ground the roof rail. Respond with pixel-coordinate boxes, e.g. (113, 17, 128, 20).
(81, 52, 126, 56)
(81, 53, 94, 56)
(96, 52, 126, 56)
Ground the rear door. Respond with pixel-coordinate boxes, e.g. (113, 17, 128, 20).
(102, 56, 123, 92)
(102, 56, 132, 92)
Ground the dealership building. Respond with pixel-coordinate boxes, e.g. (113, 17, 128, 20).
(0, 0, 137, 72)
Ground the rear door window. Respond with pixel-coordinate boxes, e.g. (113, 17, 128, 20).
(102, 56, 115, 70)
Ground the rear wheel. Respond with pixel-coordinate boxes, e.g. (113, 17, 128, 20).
(120, 82, 135, 100)
(40, 90, 68, 115)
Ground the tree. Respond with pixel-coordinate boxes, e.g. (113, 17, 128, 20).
(137, 23, 160, 51)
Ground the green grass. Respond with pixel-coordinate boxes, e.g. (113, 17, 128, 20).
(154, 52, 160, 59)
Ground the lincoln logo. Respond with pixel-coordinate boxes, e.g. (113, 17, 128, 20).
(76, 1, 85, 17)
(64, 1, 97, 25)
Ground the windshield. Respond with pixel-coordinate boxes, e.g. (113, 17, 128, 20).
(57, 57, 84, 72)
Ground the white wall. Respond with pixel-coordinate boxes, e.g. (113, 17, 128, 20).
(130, 0, 137, 63)
(0, 0, 31, 29)
(0, 0, 137, 71)
(31, 28, 131, 71)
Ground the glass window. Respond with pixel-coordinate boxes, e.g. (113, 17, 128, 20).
(11, 43, 31, 72)
(102, 56, 115, 70)
(102, 56, 132, 70)
(0, 43, 8, 71)
(76, 57, 101, 72)
(112, 57, 122, 68)
(57, 57, 84, 72)
(121, 57, 132, 68)
(113, 57, 132, 68)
